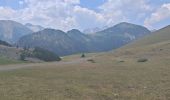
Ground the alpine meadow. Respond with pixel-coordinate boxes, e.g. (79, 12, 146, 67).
(0, 0, 169, 100)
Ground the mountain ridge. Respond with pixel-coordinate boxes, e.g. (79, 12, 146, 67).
(17, 22, 151, 56)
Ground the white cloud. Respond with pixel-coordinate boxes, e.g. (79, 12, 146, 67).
(73, 6, 106, 29)
(0, 0, 159, 31)
(99, 0, 152, 25)
(18, 0, 80, 30)
(0, 7, 16, 19)
(144, 3, 170, 28)
(64, 0, 80, 4)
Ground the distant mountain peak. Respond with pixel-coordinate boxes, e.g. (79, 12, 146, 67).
(25, 23, 44, 32)
(0, 20, 33, 43)
(114, 22, 140, 28)
(117, 22, 131, 25)
(36, 28, 66, 36)
(83, 26, 108, 34)
(67, 29, 83, 34)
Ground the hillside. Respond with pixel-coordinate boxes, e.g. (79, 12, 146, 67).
(67, 29, 92, 52)
(107, 25, 170, 60)
(123, 25, 170, 48)
(0, 45, 21, 59)
(17, 29, 79, 56)
(89, 22, 151, 51)
(0, 20, 33, 43)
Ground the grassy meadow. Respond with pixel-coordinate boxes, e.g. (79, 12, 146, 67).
(0, 27, 169, 100)
(0, 46, 169, 100)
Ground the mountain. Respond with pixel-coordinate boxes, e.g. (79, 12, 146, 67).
(18, 29, 93, 56)
(97, 22, 150, 36)
(89, 22, 151, 51)
(0, 20, 33, 43)
(17, 22, 151, 56)
(25, 23, 44, 32)
(67, 29, 92, 52)
(83, 26, 107, 34)
(17, 29, 81, 56)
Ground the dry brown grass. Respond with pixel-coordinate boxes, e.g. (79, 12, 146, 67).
(0, 40, 169, 100)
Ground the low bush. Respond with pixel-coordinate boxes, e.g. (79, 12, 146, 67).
(20, 47, 61, 62)
(87, 59, 96, 63)
(137, 58, 148, 62)
(119, 60, 125, 63)
(81, 53, 85, 58)
(33, 47, 61, 62)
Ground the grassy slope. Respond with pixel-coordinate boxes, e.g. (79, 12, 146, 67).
(123, 25, 170, 48)
(0, 26, 169, 99)
(0, 57, 24, 65)
(0, 45, 26, 65)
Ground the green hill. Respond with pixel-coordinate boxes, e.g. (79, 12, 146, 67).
(124, 25, 170, 48)
(109, 25, 170, 59)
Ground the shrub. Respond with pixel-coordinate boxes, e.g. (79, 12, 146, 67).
(33, 47, 61, 61)
(119, 60, 125, 62)
(137, 58, 148, 62)
(0, 40, 11, 47)
(20, 52, 26, 61)
(81, 53, 85, 58)
(87, 59, 96, 63)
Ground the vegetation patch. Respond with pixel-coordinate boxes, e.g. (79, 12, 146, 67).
(137, 58, 148, 62)
(0, 56, 24, 65)
(119, 60, 125, 62)
(0, 40, 11, 47)
(20, 47, 61, 62)
(81, 53, 85, 58)
(87, 59, 96, 63)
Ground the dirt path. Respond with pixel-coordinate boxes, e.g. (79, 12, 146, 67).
(0, 57, 92, 71)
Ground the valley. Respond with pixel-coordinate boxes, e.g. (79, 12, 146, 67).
(0, 0, 170, 99)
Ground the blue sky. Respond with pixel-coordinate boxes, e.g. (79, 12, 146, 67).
(80, 0, 106, 11)
(0, 0, 107, 10)
(0, 0, 170, 31)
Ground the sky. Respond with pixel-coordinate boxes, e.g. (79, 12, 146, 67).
(0, 0, 170, 31)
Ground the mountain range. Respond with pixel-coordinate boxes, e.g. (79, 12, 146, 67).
(17, 22, 151, 56)
(0, 19, 169, 60)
